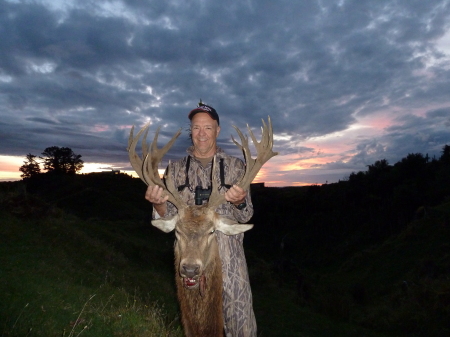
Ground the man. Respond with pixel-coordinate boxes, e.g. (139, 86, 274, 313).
(145, 101, 257, 337)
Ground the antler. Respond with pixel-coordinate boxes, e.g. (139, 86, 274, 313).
(127, 122, 186, 210)
(208, 116, 278, 208)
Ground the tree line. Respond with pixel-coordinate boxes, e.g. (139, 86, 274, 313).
(248, 144, 450, 269)
(19, 146, 84, 178)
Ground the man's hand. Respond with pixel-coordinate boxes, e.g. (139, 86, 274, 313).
(225, 185, 247, 205)
(145, 185, 169, 204)
(145, 185, 169, 217)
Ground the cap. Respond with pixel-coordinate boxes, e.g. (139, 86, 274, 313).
(188, 100, 220, 125)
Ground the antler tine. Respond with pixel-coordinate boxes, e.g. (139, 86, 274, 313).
(142, 154, 186, 210)
(127, 122, 151, 184)
(205, 116, 277, 210)
(142, 125, 150, 160)
(163, 161, 186, 209)
(232, 116, 278, 191)
(231, 126, 251, 162)
(127, 123, 185, 210)
(143, 126, 179, 186)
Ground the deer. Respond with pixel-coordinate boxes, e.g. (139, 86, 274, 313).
(127, 117, 277, 337)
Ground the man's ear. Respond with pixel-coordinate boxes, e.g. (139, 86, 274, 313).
(216, 125, 221, 137)
(215, 216, 253, 235)
(151, 215, 179, 233)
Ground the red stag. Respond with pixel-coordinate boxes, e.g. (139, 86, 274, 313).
(127, 118, 277, 336)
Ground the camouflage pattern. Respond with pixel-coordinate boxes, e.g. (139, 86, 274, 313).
(155, 146, 257, 337)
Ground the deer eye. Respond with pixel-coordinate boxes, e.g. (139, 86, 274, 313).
(210, 229, 216, 234)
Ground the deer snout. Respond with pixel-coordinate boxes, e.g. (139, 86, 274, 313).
(181, 263, 201, 278)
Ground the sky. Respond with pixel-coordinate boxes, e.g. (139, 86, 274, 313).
(1, 0, 450, 186)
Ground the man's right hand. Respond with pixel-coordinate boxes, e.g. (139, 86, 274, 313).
(145, 185, 169, 205)
(145, 185, 169, 217)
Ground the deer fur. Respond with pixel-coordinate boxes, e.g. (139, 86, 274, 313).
(152, 205, 253, 337)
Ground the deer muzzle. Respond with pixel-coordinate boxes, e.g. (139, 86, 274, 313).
(180, 262, 203, 289)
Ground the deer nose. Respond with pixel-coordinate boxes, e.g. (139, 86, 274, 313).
(181, 264, 200, 278)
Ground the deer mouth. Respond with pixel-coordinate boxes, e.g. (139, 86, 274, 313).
(183, 275, 207, 296)
(183, 277, 199, 289)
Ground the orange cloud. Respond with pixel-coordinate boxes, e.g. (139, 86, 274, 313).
(0, 155, 23, 181)
(91, 124, 110, 132)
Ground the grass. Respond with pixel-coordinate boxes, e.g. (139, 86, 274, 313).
(252, 285, 394, 337)
(3, 179, 446, 336)
(0, 184, 182, 336)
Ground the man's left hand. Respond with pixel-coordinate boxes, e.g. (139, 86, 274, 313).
(225, 185, 247, 205)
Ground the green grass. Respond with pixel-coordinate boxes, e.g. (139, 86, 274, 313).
(0, 186, 182, 336)
(3, 180, 447, 336)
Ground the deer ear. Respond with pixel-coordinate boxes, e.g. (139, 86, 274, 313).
(151, 215, 179, 233)
(215, 216, 254, 235)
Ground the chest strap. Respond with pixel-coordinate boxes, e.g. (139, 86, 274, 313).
(177, 155, 231, 191)
(177, 156, 191, 191)
(219, 158, 232, 189)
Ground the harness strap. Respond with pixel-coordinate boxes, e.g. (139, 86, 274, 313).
(177, 156, 191, 191)
(220, 158, 232, 189)
(176, 155, 231, 191)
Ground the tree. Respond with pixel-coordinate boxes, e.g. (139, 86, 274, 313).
(40, 146, 84, 174)
(440, 144, 450, 164)
(19, 153, 41, 178)
(367, 159, 390, 175)
(394, 153, 428, 181)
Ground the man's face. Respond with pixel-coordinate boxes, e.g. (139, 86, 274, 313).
(191, 113, 221, 158)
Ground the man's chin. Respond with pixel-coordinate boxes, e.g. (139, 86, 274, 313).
(193, 146, 216, 157)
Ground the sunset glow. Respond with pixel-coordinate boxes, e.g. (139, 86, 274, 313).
(0, 156, 23, 182)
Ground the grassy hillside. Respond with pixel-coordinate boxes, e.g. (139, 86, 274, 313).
(2, 175, 449, 336)
(248, 184, 450, 337)
(296, 202, 450, 336)
(0, 180, 182, 336)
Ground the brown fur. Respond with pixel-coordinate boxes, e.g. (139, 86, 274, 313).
(174, 205, 224, 337)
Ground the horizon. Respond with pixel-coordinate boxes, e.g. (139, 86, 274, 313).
(2, 142, 448, 186)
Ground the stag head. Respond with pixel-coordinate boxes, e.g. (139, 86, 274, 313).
(127, 117, 277, 289)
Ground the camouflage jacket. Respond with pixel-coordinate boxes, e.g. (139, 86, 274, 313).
(154, 146, 254, 222)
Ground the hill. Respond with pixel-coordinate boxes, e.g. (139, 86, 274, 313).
(0, 178, 181, 336)
(1, 151, 450, 336)
(1, 176, 392, 337)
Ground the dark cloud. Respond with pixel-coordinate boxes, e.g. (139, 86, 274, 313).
(25, 117, 59, 125)
(1, 0, 450, 184)
(427, 107, 450, 118)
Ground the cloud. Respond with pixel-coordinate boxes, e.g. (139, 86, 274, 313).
(1, 0, 450, 185)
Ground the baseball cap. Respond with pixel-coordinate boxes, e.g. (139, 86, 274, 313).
(188, 100, 220, 125)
